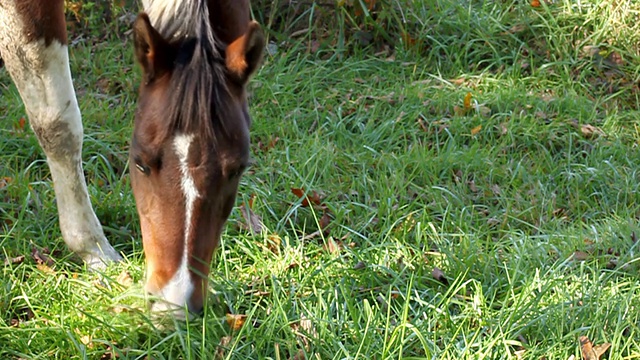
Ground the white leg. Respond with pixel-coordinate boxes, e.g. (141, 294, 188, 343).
(0, 5, 121, 268)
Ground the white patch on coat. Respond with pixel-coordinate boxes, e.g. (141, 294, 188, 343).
(151, 133, 199, 313)
(0, 3, 121, 267)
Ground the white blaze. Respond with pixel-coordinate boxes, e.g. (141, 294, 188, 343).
(153, 133, 199, 314)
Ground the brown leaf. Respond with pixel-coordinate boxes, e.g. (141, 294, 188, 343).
(464, 92, 472, 110)
(291, 188, 324, 207)
(226, 314, 247, 331)
(323, 237, 342, 255)
(4, 255, 25, 266)
(290, 349, 306, 360)
(239, 204, 265, 235)
(579, 335, 610, 360)
(580, 124, 604, 139)
(116, 270, 133, 288)
(502, 24, 526, 35)
(478, 105, 491, 117)
(0, 176, 11, 189)
(266, 234, 282, 254)
(467, 180, 478, 193)
(432, 267, 449, 286)
(353, 261, 366, 270)
(215, 336, 233, 360)
(449, 77, 466, 86)
(37, 263, 56, 274)
(471, 125, 482, 136)
(318, 212, 332, 232)
(497, 123, 508, 136)
(14, 117, 26, 132)
(531, 0, 541, 7)
(31, 247, 54, 267)
(573, 251, 590, 261)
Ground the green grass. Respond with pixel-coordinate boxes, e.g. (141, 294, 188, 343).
(3, 1, 640, 359)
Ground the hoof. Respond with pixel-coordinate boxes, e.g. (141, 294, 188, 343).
(82, 246, 123, 271)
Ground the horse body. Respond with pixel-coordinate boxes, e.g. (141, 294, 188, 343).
(0, 0, 264, 318)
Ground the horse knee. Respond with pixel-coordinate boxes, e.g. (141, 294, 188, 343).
(30, 105, 83, 159)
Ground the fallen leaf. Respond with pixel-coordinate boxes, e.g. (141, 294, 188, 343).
(14, 117, 26, 132)
(266, 234, 282, 254)
(290, 349, 306, 360)
(215, 336, 233, 360)
(0, 177, 11, 189)
(579, 335, 610, 360)
(353, 261, 366, 270)
(323, 237, 342, 255)
(432, 267, 449, 286)
(467, 180, 478, 193)
(239, 204, 265, 235)
(478, 105, 491, 117)
(116, 270, 133, 288)
(573, 251, 590, 261)
(502, 24, 526, 35)
(300, 230, 322, 242)
(37, 263, 55, 274)
(471, 125, 482, 136)
(318, 212, 332, 234)
(464, 92, 472, 110)
(291, 188, 324, 207)
(531, 0, 541, 7)
(31, 247, 54, 267)
(4, 255, 25, 266)
(449, 77, 466, 86)
(226, 314, 247, 331)
(499, 122, 508, 135)
(580, 124, 605, 138)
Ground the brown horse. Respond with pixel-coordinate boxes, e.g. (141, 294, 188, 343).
(0, 0, 264, 318)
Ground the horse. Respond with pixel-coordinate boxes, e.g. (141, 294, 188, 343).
(0, 0, 264, 319)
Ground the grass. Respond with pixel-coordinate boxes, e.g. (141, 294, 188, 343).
(2, 0, 640, 359)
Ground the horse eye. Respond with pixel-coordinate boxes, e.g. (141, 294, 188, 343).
(135, 162, 149, 175)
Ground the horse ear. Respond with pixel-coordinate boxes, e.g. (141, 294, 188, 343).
(133, 13, 174, 83)
(225, 21, 265, 85)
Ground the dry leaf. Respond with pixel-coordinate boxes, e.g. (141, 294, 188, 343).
(579, 335, 610, 360)
(498, 122, 508, 136)
(37, 263, 55, 274)
(324, 237, 342, 255)
(432, 267, 449, 286)
(4, 255, 25, 266)
(116, 270, 133, 288)
(319, 212, 332, 231)
(531, 0, 541, 7)
(478, 105, 491, 117)
(353, 261, 366, 270)
(215, 336, 233, 360)
(0, 177, 11, 189)
(502, 24, 526, 35)
(226, 314, 247, 331)
(290, 349, 306, 360)
(449, 78, 466, 86)
(267, 234, 282, 254)
(471, 125, 482, 136)
(573, 251, 590, 261)
(464, 92, 472, 110)
(291, 188, 324, 207)
(13, 117, 26, 132)
(31, 247, 54, 267)
(580, 124, 604, 139)
(239, 204, 265, 235)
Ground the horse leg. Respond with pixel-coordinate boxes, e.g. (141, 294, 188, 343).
(0, 1, 121, 268)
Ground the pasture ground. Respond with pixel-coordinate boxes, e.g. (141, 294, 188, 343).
(2, 1, 640, 359)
